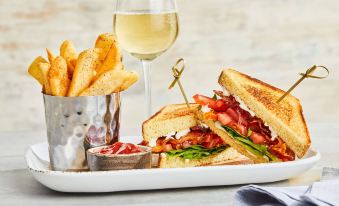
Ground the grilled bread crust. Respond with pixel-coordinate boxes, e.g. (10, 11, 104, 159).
(142, 104, 199, 142)
(159, 147, 252, 168)
(196, 110, 272, 163)
(218, 69, 311, 158)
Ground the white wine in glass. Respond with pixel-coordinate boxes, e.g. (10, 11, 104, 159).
(114, 0, 179, 117)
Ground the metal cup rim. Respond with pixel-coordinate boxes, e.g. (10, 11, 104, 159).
(42, 92, 120, 99)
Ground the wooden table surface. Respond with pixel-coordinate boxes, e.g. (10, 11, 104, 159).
(0, 123, 338, 206)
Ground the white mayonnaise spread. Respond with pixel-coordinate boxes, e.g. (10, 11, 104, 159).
(175, 129, 191, 139)
(201, 105, 211, 113)
(233, 95, 256, 117)
(268, 125, 277, 140)
(149, 129, 190, 147)
(222, 87, 231, 96)
(200, 122, 209, 129)
(166, 131, 176, 138)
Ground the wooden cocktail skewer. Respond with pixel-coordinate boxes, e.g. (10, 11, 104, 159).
(277, 65, 329, 103)
(168, 58, 190, 108)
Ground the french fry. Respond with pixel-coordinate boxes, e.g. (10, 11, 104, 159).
(48, 56, 70, 96)
(27, 56, 48, 86)
(46, 48, 55, 63)
(79, 67, 138, 96)
(60, 40, 77, 77)
(38, 62, 52, 95)
(67, 49, 99, 96)
(94, 33, 123, 78)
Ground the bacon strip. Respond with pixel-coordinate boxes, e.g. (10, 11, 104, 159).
(152, 126, 225, 153)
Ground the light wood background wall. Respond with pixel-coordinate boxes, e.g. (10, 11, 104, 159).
(0, 0, 338, 132)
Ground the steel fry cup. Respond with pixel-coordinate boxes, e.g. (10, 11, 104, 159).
(43, 93, 121, 171)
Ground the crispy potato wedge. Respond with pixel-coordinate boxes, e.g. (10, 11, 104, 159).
(46, 48, 55, 63)
(70, 59, 77, 70)
(79, 66, 138, 96)
(60, 40, 77, 77)
(95, 33, 115, 61)
(28, 56, 48, 85)
(38, 62, 52, 95)
(95, 33, 122, 77)
(120, 70, 139, 91)
(48, 56, 70, 96)
(67, 49, 99, 96)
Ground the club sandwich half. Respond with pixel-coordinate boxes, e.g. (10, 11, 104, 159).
(142, 104, 251, 168)
(193, 69, 311, 163)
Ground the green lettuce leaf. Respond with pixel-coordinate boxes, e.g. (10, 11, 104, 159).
(222, 126, 278, 161)
(212, 94, 218, 100)
(165, 145, 227, 160)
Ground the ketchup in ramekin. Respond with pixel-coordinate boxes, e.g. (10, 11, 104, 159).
(86, 142, 152, 171)
(99, 142, 144, 155)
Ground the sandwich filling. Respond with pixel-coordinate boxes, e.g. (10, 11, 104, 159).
(149, 126, 229, 160)
(193, 91, 295, 162)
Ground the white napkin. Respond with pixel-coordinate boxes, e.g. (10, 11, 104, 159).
(234, 168, 339, 206)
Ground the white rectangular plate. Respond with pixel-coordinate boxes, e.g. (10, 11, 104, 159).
(25, 136, 320, 193)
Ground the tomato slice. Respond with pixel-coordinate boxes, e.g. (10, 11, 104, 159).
(193, 94, 215, 106)
(236, 124, 248, 137)
(209, 99, 228, 112)
(249, 132, 266, 144)
(226, 108, 239, 121)
(163, 144, 173, 152)
(217, 113, 232, 125)
(194, 94, 229, 112)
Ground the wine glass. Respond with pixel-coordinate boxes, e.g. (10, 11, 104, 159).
(113, 0, 179, 117)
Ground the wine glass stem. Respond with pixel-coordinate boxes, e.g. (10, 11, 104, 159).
(142, 60, 152, 117)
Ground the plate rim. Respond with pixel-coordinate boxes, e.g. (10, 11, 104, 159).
(25, 142, 321, 176)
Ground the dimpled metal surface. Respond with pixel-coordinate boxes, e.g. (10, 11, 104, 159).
(43, 93, 121, 171)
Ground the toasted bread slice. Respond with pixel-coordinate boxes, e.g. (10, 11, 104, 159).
(218, 69, 311, 158)
(196, 110, 270, 163)
(142, 104, 199, 143)
(158, 147, 252, 168)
